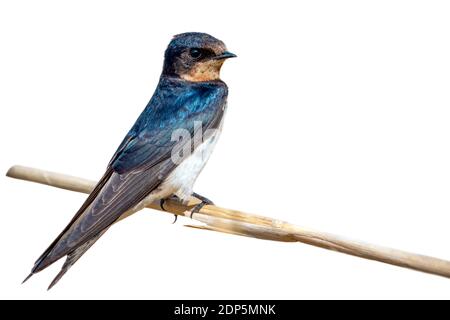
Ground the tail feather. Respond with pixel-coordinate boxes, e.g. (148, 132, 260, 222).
(22, 273, 34, 284)
(47, 231, 104, 290)
(23, 229, 107, 289)
(24, 169, 115, 281)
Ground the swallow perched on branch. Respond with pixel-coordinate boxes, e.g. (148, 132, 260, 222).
(23, 32, 236, 289)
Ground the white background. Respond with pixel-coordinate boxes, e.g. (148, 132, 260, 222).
(1, 0, 449, 299)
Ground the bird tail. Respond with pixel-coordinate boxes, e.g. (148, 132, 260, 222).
(22, 169, 116, 288)
(47, 231, 105, 290)
(23, 229, 107, 290)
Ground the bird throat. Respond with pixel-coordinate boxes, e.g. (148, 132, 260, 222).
(181, 60, 225, 82)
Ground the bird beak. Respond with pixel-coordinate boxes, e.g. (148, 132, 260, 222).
(213, 51, 237, 60)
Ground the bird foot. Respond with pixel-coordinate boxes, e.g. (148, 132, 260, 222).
(159, 195, 181, 224)
(190, 192, 214, 219)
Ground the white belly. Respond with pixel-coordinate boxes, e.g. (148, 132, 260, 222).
(163, 124, 222, 202)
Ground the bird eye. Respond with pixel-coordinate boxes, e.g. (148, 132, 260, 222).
(189, 48, 203, 59)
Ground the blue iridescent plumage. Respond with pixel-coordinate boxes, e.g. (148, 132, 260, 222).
(112, 77, 227, 174)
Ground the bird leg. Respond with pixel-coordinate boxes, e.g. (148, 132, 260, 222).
(190, 192, 215, 218)
(159, 195, 182, 224)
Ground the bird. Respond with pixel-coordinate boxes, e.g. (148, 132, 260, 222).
(23, 32, 236, 289)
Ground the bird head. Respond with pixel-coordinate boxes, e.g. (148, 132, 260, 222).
(162, 32, 236, 82)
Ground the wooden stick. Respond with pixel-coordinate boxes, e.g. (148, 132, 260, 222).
(6, 165, 450, 279)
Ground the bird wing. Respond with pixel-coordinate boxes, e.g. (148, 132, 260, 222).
(31, 80, 227, 277)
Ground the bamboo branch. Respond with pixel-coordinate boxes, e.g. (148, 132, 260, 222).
(6, 165, 450, 279)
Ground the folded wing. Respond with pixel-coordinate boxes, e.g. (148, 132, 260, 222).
(29, 79, 227, 287)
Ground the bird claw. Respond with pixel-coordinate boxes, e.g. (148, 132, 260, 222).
(159, 198, 178, 224)
(190, 192, 214, 219)
(189, 202, 205, 219)
(159, 198, 167, 211)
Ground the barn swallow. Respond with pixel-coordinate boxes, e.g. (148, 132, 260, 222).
(23, 32, 236, 289)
